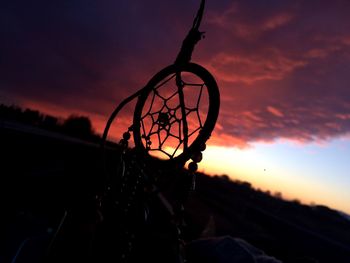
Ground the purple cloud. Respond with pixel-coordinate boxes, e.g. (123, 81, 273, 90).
(1, 0, 350, 147)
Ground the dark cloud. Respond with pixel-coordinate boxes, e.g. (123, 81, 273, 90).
(199, 0, 350, 146)
(1, 0, 350, 146)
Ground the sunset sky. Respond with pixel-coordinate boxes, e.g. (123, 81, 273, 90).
(1, 0, 350, 213)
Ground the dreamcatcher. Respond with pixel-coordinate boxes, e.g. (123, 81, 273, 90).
(98, 1, 220, 262)
(47, 1, 220, 263)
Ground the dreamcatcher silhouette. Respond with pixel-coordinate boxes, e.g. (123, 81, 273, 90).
(102, 0, 219, 168)
(98, 1, 220, 262)
(46, 1, 220, 263)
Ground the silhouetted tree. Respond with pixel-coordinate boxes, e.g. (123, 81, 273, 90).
(292, 199, 301, 205)
(22, 109, 43, 125)
(62, 115, 94, 138)
(220, 174, 231, 181)
(0, 104, 22, 121)
(274, 191, 283, 199)
(42, 115, 59, 130)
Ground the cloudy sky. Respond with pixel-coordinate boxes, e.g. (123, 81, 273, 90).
(2, 0, 350, 212)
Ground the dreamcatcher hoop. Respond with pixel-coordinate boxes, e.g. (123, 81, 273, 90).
(133, 63, 220, 166)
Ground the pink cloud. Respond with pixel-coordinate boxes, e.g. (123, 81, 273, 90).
(2, 0, 350, 149)
(206, 50, 306, 84)
(267, 106, 284, 118)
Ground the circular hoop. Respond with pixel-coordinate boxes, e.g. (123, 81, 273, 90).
(133, 63, 220, 166)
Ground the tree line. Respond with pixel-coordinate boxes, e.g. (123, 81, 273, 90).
(0, 104, 99, 141)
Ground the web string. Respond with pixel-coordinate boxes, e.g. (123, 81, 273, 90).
(140, 74, 205, 158)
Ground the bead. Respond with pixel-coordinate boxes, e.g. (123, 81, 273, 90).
(199, 143, 206, 151)
(191, 152, 203, 163)
(188, 162, 198, 172)
(123, 132, 131, 140)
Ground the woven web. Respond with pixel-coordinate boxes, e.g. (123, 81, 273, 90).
(140, 73, 207, 159)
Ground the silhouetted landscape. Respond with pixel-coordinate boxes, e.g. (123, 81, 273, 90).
(1, 105, 350, 262)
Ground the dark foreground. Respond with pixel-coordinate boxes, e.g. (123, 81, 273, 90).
(1, 122, 350, 263)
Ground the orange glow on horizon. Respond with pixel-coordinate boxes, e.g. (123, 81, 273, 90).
(200, 146, 350, 214)
(16, 100, 350, 214)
